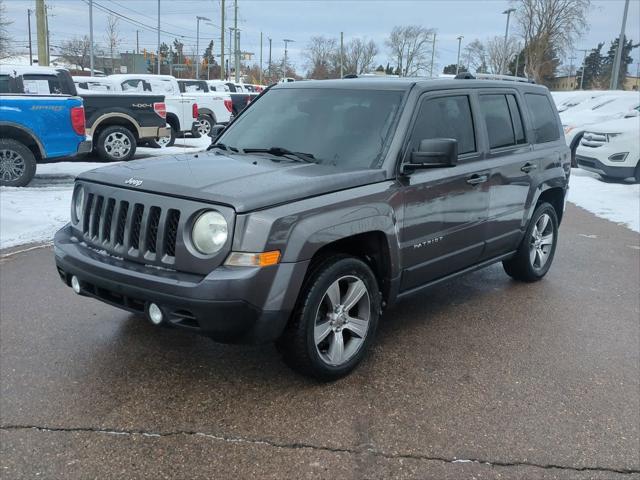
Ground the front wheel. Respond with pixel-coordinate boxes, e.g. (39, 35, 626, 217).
(278, 256, 381, 381)
(503, 202, 559, 282)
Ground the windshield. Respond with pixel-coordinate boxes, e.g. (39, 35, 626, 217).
(219, 88, 404, 169)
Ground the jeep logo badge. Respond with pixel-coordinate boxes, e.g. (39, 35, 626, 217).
(125, 177, 143, 187)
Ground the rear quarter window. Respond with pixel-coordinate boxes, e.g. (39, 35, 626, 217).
(525, 93, 560, 144)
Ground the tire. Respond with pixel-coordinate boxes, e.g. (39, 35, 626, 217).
(634, 162, 640, 183)
(149, 124, 175, 148)
(96, 126, 136, 162)
(570, 134, 582, 168)
(278, 255, 381, 381)
(0, 139, 37, 187)
(195, 115, 214, 137)
(503, 202, 559, 282)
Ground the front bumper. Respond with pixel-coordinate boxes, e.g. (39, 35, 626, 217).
(576, 154, 635, 179)
(54, 225, 309, 344)
(139, 126, 170, 140)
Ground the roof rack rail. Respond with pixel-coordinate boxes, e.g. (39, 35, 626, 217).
(454, 72, 535, 84)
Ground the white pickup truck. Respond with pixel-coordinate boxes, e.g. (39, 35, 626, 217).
(108, 74, 199, 147)
(177, 79, 233, 136)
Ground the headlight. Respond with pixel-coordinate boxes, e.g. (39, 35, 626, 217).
(191, 210, 228, 254)
(73, 185, 84, 224)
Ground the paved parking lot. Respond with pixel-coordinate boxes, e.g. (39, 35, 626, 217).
(1, 204, 639, 479)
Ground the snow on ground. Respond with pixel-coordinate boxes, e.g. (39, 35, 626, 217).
(0, 136, 211, 249)
(568, 169, 639, 233)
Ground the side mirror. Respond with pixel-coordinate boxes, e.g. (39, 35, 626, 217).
(403, 138, 458, 173)
(209, 124, 225, 140)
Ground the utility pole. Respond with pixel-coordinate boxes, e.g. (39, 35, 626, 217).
(455, 35, 463, 75)
(27, 9, 33, 66)
(157, 0, 161, 74)
(136, 30, 139, 54)
(268, 37, 272, 81)
(578, 49, 588, 89)
(89, 0, 94, 75)
(259, 32, 263, 85)
(220, 0, 225, 80)
(501, 8, 516, 74)
(45, 4, 50, 63)
(340, 32, 344, 77)
(233, 0, 239, 82)
(236, 29, 241, 82)
(35, 0, 48, 66)
(610, 0, 630, 90)
(429, 32, 436, 77)
(568, 54, 576, 79)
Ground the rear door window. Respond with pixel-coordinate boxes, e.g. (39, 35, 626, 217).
(479, 94, 527, 149)
(410, 95, 476, 155)
(22, 74, 64, 94)
(525, 93, 560, 143)
(121, 79, 151, 92)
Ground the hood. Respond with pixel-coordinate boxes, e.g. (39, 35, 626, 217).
(582, 116, 640, 134)
(78, 151, 387, 213)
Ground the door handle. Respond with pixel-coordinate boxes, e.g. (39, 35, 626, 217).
(466, 174, 488, 185)
(521, 162, 537, 173)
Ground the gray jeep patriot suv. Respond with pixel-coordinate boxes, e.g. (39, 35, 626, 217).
(54, 77, 570, 380)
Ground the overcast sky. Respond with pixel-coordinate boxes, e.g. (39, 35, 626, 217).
(4, 0, 640, 74)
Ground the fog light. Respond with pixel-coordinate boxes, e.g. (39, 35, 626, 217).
(71, 275, 81, 294)
(148, 303, 163, 325)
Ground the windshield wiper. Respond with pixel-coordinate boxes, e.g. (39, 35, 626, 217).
(208, 143, 239, 152)
(242, 147, 316, 163)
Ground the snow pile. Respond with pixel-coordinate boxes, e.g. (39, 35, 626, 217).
(569, 169, 639, 232)
(0, 136, 211, 249)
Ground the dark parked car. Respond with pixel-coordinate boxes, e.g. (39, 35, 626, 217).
(54, 76, 570, 380)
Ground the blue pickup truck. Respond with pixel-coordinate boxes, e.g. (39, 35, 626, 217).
(0, 67, 91, 186)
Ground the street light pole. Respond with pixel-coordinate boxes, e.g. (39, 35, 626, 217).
(455, 35, 463, 75)
(429, 32, 436, 77)
(196, 16, 211, 79)
(268, 37, 272, 80)
(27, 9, 33, 66)
(610, 0, 630, 90)
(259, 32, 263, 85)
(501, 8, 516, 75)
(157, 0, 161, 74)
(220, 0, 225, 80)
(283, 39, 294, 80)
(233, 0, 239, 82)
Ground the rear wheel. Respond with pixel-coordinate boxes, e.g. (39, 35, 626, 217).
(278, 256, 380, 381)
(96, 126, 136, 162)
(196, 115, 214, 137)
(503, 202, 559, 282)
(0, 139, 37, 187)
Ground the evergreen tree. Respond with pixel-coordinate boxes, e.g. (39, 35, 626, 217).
(575, 43, 604, 89)
(601, 36, 639, 89)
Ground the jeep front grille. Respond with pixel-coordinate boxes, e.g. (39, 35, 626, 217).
(81, 194, 180, 264)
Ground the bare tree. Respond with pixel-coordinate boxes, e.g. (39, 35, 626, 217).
(0, 0, 13, 59)
(343, 38, 379, 75)
(104, 15, 121, 73)
(512, 0, 590, 82)
(386, 25, 435, 77)
(464, 39, 488, 73)
(486, 36, 521, 73)
(303, 36, 338, 79)
(60, 36, 92, 71)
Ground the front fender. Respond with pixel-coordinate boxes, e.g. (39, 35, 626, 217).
(233, 181, 403, 278)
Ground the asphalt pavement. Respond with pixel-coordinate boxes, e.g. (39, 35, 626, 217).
(1, 203, 639, 479)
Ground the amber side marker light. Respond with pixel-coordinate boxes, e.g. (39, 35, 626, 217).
(224, 251, 281, 267)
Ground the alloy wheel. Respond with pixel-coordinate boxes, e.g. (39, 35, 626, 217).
(0, 149, 26, 182)
(314, 275, 371, 366)
(529, 213, 555, 271)
(197, 118, 212, 136)
(104, 132, 132, 158)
